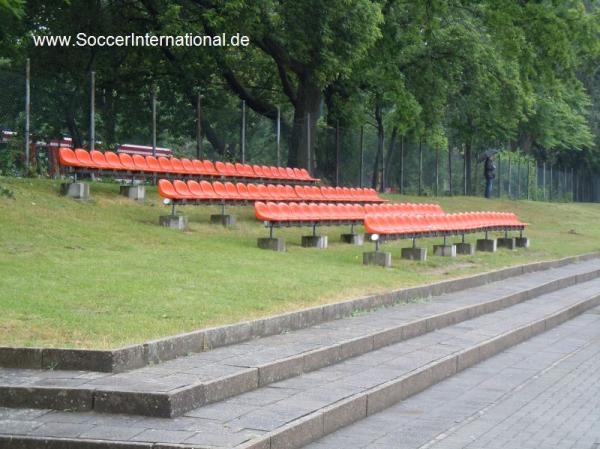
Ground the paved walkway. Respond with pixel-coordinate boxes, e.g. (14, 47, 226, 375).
(305, 306, 600, 449)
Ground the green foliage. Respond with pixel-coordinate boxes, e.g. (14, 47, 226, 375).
(0, 0, 599, 181)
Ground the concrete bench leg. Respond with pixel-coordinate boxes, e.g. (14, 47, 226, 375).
(60, 182, 89, 200)
(159, 215, 187, 230)
(301, 235, 328, 249)
(210, 214, 236, 227)
(433, 244, 457, 257)
(257, 237, 286, 252)
(456, 242, 475, 255)
(120, 185, 145, 201)
(476, 239, 497, 252)
(341, 233, 364, 245)
(363, 251, 392, 267)
(401, 247, 427, 261)
(498, 237, 516, 250)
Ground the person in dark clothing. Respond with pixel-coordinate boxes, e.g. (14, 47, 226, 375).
(484, 156, 496, 198)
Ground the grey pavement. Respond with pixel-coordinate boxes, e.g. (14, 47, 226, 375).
(1, 276, 600, 447)
(305, 306, 600, 449)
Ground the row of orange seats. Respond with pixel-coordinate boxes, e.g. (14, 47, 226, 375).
(256, 202, 366, 222)
(254, 202, 447, 222)
(158, 180, 386, 203)
(58, 148, 318, 182)
(364, 212, 526, 235)
(363, 203, 444, 216)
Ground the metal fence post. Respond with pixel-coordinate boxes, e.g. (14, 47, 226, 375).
(306, 113, 311, 174)
(240, 100, 246, 163)
(335, 120, 340, 186)
(359, 125, 364, 188)
(276, 106, 281, 166)
(25, 58, 30, 173)
(90, 71, 95, 151)
(196, 93, 203, 159)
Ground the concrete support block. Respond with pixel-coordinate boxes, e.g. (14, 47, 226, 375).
(301, 235, 328, 249)
(60, 182, 89, 200)
(210, 214, 236, 227)
(159, 215, 187, 230)
(498, 237, 516, 250)
(257, 237, 286, 252)
(516, 237, 530, 248)
(401, 247, 427, 261)
(340, 233, 364, 245)
(476, 238, 497, 252)
(119, 185, 145, 201)
(433, 244, 457, 257)
(363, 251, 392, 268)
(455, 242, 475, 255)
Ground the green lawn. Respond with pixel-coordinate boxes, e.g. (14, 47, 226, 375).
(1, 176, 599, 349)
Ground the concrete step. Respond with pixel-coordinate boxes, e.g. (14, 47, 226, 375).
(1, 277, 600, 448)
(2, 260, 600, 419)
(302, 305, 600, 449)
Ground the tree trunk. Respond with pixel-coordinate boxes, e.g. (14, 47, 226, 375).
(384, 126, 397, 188)
(465, 138, 472, 195)
(448, 145, 452, 196)
(371, 104, 384, 190)
(289, 78, 321, 171)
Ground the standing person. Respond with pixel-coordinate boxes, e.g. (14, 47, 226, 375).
(484, 155, 496, 198)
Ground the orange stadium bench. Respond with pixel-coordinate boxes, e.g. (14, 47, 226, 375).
(58, 147, 319, 184)
(157, 179, 388, 205)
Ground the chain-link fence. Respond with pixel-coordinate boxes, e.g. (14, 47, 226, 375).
(1, 66, 598, 203)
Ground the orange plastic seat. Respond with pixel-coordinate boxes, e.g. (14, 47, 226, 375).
(187, 180, 204, 198)
(90, 150, 110, 169)
(181, 158, 196, 174)
(170, 158, 184, 174)
(119, 153, 136, 171)
(252, 165, 265, 178)
(158, 157, 174, 173)
(224, 182, 241, 200)
(255, 201, 272, 221)
(104, 151, 123, 170)
(203, 160, 218, 176)
(157, 179, 178, 199)
(257, 184, 271, 200)
(58, 148, 80, 167)
(192, 159, 206, 175)
(246, 183, 261, 200)
(74, 149, 94, 168)
(283, 185, 297, 200)
(146, 156, 161, 172)
(277, 167, 288, 179)
(236, 183, 250, 200)
(267, 184, 283, 200)
(285, 167, 296, 179)
(173, 180, 193, 199)
(200, 181, 219, 199)
(132, 154, 149, 171)
(212, 181, 228, 199)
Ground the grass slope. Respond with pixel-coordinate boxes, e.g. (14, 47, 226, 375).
(0, 176, 598, 349)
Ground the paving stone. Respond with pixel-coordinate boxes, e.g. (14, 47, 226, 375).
(129, 429, 195, 444)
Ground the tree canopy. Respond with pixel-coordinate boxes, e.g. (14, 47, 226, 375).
(1, 0, 599, 183)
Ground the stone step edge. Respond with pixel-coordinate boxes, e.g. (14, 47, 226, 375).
(237, 292, 600, 449)
(2, 267, 599, 419)
(2, 252, 598, 373)
(3, 290, 598, 449)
